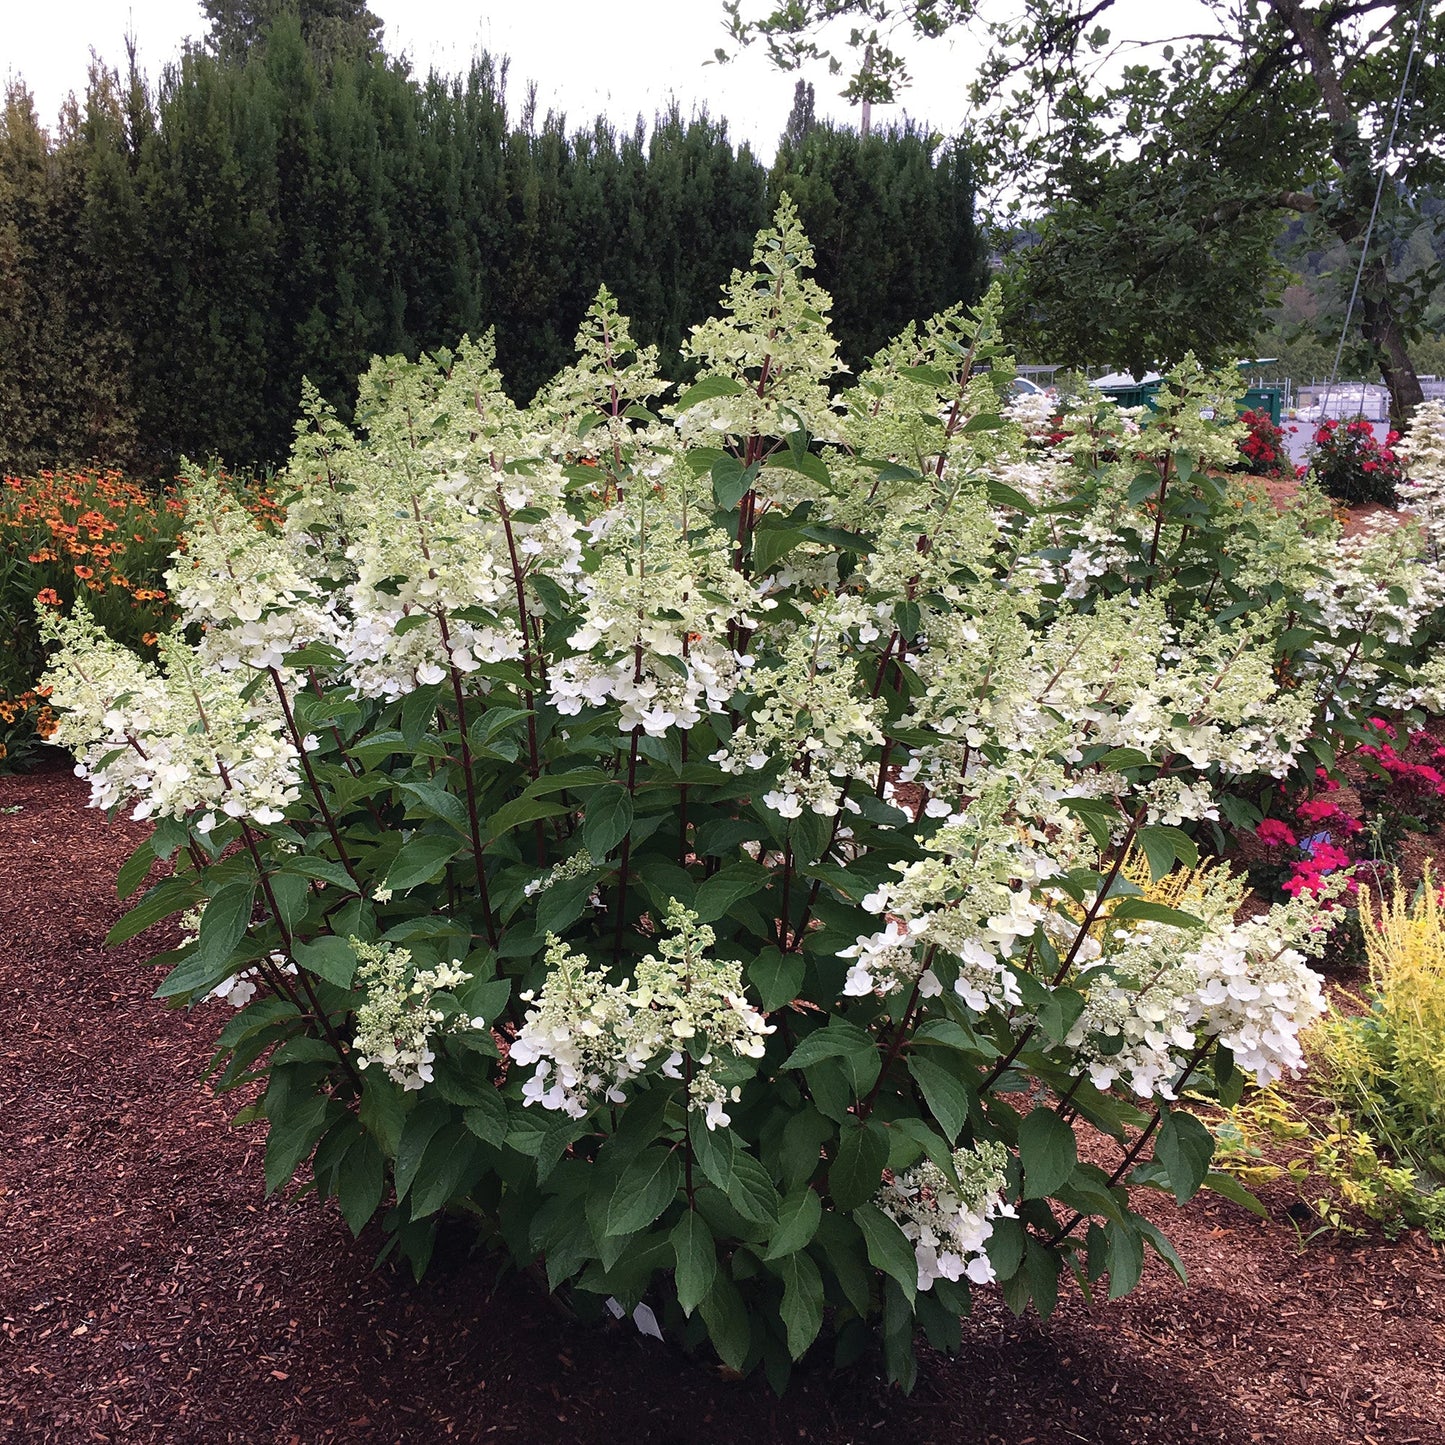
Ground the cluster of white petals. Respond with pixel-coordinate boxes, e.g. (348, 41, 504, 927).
(512, 903, 773, 1126)
(1400, 399, 1445, 561)
(352, 940, 485, 1092)
(1185, 901, 1332, 1084)
(548, 488, 762, 736)
(39, 607, 302, 828)
(711, 595, 885, 818)
(875, 1141, 1014, 1292)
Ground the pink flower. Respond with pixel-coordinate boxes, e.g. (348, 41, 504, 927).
(1256, 818, 1298, 847)
(1283, 869, 1322, 897)
(1306, 841, 1351, 872)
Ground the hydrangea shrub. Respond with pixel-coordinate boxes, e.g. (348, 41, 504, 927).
(40, 204, 1445, 1390)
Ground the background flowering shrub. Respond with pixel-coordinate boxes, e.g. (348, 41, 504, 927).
(0, 466, 278, 768)
(39, 207, 1445, 1390)
(1212, 872, 1445, 1242)
(1309, 418, 1403, 507)
(1234, 407, 1292, 479)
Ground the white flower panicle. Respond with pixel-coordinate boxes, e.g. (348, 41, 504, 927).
(1400, 398, 1445, 560)
(38, 606, 302, 829)
(839, 919, 941, 1000)
(674, 195, 845, 468)
(548, 480, 763, 736)
(351, 940, 485, 1092)
(511, 903, 773, 1127)
(875, 1141, 1015, 1292)
(711, 595, 885, 819)
(167, 467, 338, 675)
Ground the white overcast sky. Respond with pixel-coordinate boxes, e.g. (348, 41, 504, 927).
(2, 1, 1194, 161)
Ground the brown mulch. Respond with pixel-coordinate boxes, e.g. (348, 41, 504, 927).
(4, 767, 1445, 1445)
(1249, 475, 1401, 538)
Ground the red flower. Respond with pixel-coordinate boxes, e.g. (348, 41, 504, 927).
(1256, 818, 1298, 847)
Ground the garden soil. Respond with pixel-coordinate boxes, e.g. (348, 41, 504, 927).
(4, 767, 1445, 1445)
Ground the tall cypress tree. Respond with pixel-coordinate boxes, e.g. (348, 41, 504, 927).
(3, 47, 988, 473)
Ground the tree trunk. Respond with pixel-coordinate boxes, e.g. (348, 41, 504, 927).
(1358, 256, 1426, 428)
(1270, 0, 1423, 425)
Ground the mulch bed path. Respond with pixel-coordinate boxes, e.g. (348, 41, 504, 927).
(4, 766, 1445, 1445)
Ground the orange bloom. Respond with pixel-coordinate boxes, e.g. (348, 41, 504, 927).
(73, 565, 94, 579)
(35, 588, 61, 606)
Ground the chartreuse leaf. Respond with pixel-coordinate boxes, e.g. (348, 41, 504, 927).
(1153, 1109, 1214, 1203)
(1018, 1107, 1077, 1200)
(671, 1211, 717, 1316)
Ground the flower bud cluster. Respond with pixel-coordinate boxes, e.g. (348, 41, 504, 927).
(711, 597, 885, 818)
(351, 939, 484, 1092)
(874, 1141, 1015, 1292)
(548, 488, 762, 736)
(39, 607, 301, 827)
(512, 903, 773, 1126)
(672, 196, 845, 473)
